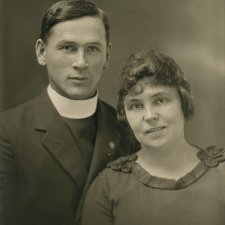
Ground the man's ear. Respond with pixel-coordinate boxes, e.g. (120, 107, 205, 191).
(35, 39, 47, 66)
(103, 42, 112, 69)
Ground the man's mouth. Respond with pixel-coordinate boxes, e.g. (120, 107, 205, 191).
(69, 77, 88, 82)
(145, 126, 166, 134)
(70, 76, 88, 80)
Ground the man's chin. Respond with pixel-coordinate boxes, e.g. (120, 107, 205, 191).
(65, 90, 97, 100)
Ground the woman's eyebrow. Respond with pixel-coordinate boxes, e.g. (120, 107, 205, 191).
(126, 98, 140, 102)
(151, 91, 168, 98)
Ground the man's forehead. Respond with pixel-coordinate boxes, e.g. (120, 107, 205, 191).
(52, 16, 105, 32)
(45, 17, 107, 46)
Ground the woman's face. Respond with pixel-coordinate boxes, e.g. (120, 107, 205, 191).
(124, 77, 185, 149)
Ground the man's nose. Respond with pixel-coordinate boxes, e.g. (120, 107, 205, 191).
(72, 50, 88, 70)
(143, 106, 159, 122)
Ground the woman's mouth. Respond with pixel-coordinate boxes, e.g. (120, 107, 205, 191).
(145, 126, 166, 134)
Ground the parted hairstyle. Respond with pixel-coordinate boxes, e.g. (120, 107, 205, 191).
(117, 49, 194, 124)
(40, 0, 110, 44)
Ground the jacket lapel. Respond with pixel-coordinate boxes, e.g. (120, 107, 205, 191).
(86, 100, 121, 185)
(34, 90, 88, 191)
(74, 100, 121, 224)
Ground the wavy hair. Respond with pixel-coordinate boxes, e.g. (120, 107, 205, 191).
(117, 49, 194, 125)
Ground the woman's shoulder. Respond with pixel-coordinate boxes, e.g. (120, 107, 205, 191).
(106, 153, 138, 173)
(96, 154, 138, 186)
(90, 154, 138, 196)
(197, 145, 225, 168)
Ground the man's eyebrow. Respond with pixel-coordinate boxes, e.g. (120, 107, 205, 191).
(56, 40, 103, 46)
(87, 42, 102, 46)
(56, 40, 76, 46)
(58, 39, 75, 45)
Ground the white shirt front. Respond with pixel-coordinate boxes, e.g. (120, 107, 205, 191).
(47, 85, 98, 119)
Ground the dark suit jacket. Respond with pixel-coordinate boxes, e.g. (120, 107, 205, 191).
(0, 90, 137, 225)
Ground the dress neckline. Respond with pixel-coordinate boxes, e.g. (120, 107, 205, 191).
(132, 146, 225, 190)
(132, 161, 208, 190)
(107, 146, 225, 190)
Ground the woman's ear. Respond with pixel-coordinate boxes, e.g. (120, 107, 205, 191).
(35, 39, 47, 66)
(103, 42, 112, 69)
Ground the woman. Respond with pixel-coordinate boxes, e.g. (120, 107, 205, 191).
(81, 50, 225, 225)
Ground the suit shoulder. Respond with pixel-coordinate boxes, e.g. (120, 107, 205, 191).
(0, 89, 47, 120)
(0, 96, 39, 129)
(0, 98, 35, 117)
(99, 99, 117, 115)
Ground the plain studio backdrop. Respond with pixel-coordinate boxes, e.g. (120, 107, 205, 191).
(0, 0, 224, 147)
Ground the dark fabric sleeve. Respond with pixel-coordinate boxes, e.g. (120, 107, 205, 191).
(0, 117, 17, 225)
(81, 172, 114, 225)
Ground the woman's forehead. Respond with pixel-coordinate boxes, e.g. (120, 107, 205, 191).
(126, 77, 177, 98)
(128, 77, 159, 95)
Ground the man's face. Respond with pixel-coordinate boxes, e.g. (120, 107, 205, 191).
(36, 16, 111, 100)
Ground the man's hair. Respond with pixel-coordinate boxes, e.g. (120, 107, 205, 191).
(40, 0, 110, 44)
(117, 49, 194, 124)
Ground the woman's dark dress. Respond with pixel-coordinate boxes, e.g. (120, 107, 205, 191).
(82, 146, 225, 225)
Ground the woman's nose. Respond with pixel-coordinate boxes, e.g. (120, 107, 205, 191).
(143, 107, 159, 122)
(72, 50, 88, 70)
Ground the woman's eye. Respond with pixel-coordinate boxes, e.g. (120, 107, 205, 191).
(156, 97, 167, 104)
(130, 103, 144, 110)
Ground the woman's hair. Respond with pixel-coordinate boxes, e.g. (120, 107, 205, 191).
(117, 49, 194, 124)
(40, 0, 110, 44)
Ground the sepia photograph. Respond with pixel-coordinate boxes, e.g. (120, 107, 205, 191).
(0, 0, 224, 224)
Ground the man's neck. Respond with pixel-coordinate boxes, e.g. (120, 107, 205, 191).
(47, 85, 98, 119)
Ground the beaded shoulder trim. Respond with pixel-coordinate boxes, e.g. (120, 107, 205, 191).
(107, 146, 224, 173)
(197, 146, 225, 168)
(107, 154, 138, 173)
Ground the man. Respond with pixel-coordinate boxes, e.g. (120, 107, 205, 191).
(0, 1, 137, 225)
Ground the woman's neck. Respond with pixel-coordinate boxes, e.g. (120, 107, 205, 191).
(137, 140, 200, 180)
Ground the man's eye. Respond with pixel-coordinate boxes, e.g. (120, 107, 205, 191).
(87, 46, 99, 53)
(61, 46, 76, 51)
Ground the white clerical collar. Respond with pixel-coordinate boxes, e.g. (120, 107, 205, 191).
(47, 85, 98, 119)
